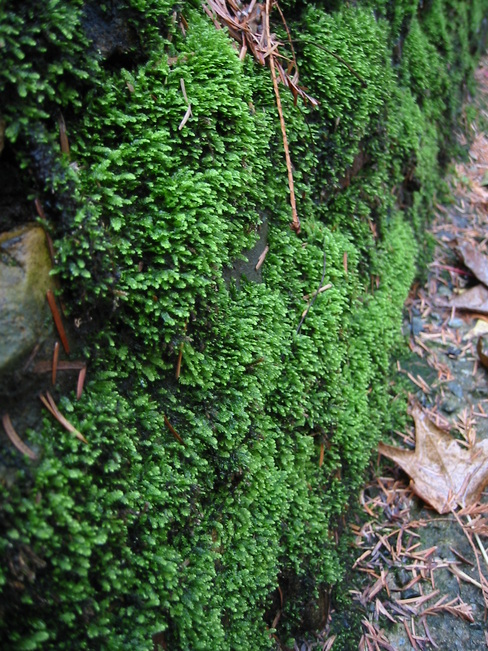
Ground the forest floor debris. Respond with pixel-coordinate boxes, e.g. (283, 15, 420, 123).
(282, 54, 488, 651)
(349, 56, 488, 651)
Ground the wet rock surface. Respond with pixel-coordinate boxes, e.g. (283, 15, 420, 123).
(0, 224, 55, 376)
(0, 220, 83, 481)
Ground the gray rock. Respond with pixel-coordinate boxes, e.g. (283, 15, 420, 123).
(411, 316, 424, 335)
(447, 381, 464, 399)
(440, 396, 462, 414)
(0, 224, 55, 375)
(448, 317, 464, 329)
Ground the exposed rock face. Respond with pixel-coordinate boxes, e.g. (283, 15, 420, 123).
(0, 224, 54, 375)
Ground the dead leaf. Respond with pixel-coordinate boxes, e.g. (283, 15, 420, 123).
(457, 241, 488, 286)
(466, 319, 488, 339)
(378, 405, 488, 514)
(478, 337, 488, 370)
(449, 284, 488, 313)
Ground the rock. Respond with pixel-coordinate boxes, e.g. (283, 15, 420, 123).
(437, 284, 452, 297)
(411, 316, 424, 336)
(0, 224, 55, 375)
(447, 381, 464, 399)
(448, 317, 464, 329)
(440, 396, 462, 414)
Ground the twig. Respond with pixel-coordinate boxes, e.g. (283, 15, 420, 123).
(297, 250, 327, 333)
(33, 360, 86, 373)
(265, 0, 300, 233)
(255, 245, 269, 270)
(179, 105, 192, 131)
(178, 78, 192, 130)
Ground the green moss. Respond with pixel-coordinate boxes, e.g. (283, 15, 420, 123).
(1, 0, 487, 648)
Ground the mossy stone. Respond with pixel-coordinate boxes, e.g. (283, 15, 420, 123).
(0, 224, 54, 375)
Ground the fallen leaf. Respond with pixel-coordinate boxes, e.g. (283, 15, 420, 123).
(457, 241, 488, 286)
(477, 337, 488, 370)
(378, 405, 488, 514)
(449, 284, 488, 313)
(466, 319, 488, 339)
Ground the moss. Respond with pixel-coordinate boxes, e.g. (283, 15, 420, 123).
(1, 0, 488, 648)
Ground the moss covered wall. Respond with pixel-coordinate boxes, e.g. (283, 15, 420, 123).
(0, 1, 486, 648)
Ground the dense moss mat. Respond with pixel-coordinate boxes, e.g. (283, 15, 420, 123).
(1, 0, 486, 648)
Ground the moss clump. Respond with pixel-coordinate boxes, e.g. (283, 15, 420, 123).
(1, 1, 487, 649)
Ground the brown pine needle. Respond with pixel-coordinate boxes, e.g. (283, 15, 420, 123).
(176, 322, 188, 380)
(322, 634, 337, 651)
(376, 598, 397, 623)
(52, 341, 60, 386)
(40, 392, 87, 444)
(163, 414, 185, 445)
(206, 0, 319, 234)
(34, 197, 47, 220)
(302, 283, 332, 301)
(269, 51, 300, 233)
(176, 343, 184, 379)
(46, 290, 70, 354)
(449, 546, 474, 566)
(33, 359, 86, 373)
(178, 104, 192, 131)
(2, 414, 37, 460)
(76, 366, 87, 400)
(58, 113, 70, 157)
(265, 0, 300, 234)
(180, 78, 190, 104)
(255, 245, 269, 270)
(449, 564, 483, 589)
(403, 619, 419, 651)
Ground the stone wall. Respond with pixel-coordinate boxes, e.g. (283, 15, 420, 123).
(1, 1, 487, 648)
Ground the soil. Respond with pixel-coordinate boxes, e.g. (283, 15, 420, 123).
(346, 58, 488, 651)
(285, 57, 488, 651)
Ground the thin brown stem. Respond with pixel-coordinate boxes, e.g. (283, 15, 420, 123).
(269, 53, 300, 232)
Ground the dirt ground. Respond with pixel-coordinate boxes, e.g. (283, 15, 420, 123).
(284, 57, 488, 651)
(345, 58, 488, 651)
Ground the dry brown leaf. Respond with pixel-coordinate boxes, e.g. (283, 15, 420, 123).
(477, 336, 488, 370)
(449, 284, 488, 313)
(457, 241, 488, 286)
(466, 319, 488, 339)
(378, 405, 488, 514)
